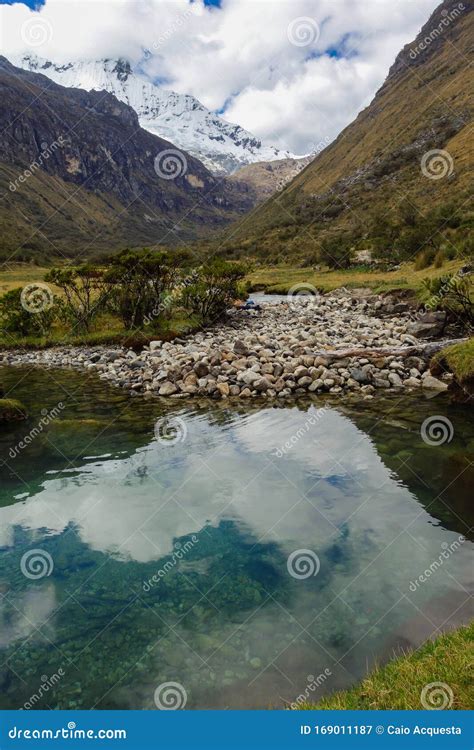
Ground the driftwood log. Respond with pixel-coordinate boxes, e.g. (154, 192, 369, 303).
(310, 338, 467, 362)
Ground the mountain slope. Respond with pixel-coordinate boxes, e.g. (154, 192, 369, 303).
(229, 155, 313, 204)
(12, 54, 295, 176)
(229, 0, 473, 261)
(0, 56, 252, 261)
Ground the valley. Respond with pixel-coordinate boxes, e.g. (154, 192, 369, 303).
(0, 0, 472, 720)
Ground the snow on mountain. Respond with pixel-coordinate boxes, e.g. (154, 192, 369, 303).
(12, 54, 296, 175)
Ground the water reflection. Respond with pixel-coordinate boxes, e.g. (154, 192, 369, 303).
(0, 367, 472, 709)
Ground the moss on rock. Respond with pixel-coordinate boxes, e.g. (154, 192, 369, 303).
(0, 398, 28, 422)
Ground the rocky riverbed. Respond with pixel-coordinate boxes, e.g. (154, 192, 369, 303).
(1, 291, 453, 400)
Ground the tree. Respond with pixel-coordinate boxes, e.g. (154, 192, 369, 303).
(181, 261, 246, 323)
(45, 265, 108, 331)
(105, 249, 185, 329)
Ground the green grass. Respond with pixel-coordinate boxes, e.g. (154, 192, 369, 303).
(299, 622, 473, 710)
(432, 338, 474, 384)
(247, 259, 466, 296)
(0, 264, 52, 295)
(0, 311, 201, 350)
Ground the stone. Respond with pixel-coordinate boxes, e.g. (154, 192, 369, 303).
(388, 372, 403, 387)
(239, 369, 261, 386)
(149, 341, 162, 351)
(233, 339, 249, 355)
(253, 377, 271, 392)
(159, 381, 178, 396)
(216, 382, 230, 397)
(194, 362, 209, 378)
(350, 368, 370, 384)
(422, 375, 449, 391)
(407, 312, 446, 339)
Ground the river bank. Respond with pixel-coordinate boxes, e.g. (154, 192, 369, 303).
(1, 290, 462, 400)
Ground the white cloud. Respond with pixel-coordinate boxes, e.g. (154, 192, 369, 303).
(0, 0, 441, 152)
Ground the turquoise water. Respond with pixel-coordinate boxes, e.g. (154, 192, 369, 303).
(0, 366, 472, 709)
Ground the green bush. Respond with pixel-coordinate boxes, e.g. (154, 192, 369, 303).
(422, 272, 473, 329)
(181, 261, 246, 324)
(104, 248, 187, 330)
(0, 287, 55, 336)
(45, 265, 108, 332)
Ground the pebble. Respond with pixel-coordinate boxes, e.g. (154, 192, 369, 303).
(1, 292, 451, 400)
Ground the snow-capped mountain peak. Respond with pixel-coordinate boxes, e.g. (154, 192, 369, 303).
(12, 53, 295, 175)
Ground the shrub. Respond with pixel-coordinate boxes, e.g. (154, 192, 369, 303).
(414, 248, 436, 270)
(0, 287, 55, 336)
(181, 261, 246, 324)
(422, 272, 473, 329)
(104, 248, 186, 330)
(45, 265, 108, 332)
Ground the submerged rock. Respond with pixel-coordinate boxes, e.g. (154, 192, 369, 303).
(0, 398, 28, 422)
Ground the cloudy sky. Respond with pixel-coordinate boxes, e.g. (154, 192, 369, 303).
(0, 0, 440, 153)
